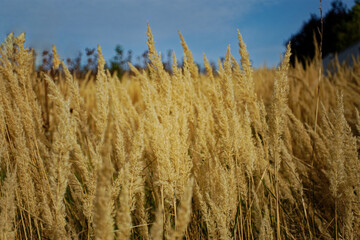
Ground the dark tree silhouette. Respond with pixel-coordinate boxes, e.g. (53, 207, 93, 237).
(287, 0, 360, 66)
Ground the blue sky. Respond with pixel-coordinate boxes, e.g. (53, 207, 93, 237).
(0, 0, 356, 68)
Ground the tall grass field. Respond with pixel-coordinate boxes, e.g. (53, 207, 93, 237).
(0, 25, 359, 239)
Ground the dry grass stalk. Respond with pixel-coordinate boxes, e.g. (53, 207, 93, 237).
(0, 26, 359, 240)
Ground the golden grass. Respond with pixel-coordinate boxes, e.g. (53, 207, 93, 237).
(0, 27, 359, 240)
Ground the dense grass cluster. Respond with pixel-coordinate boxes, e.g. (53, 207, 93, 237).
(0, 25, 359, 239)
